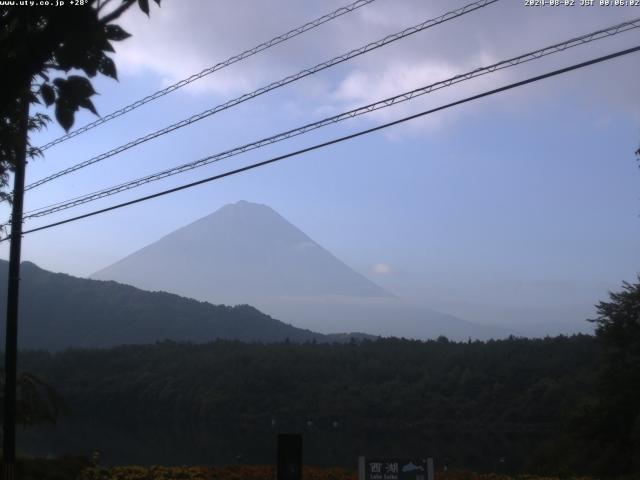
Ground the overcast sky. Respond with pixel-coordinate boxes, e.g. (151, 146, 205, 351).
(2, 0, 640, 330)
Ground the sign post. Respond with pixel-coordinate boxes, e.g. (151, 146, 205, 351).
(358, 457, 434, 480)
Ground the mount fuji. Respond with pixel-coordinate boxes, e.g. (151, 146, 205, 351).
(92, 201, 506, 340)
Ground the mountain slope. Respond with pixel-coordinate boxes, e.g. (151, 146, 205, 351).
(0, 261, 346, 350)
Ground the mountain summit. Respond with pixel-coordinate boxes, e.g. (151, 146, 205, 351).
(93, 200, 391, 303)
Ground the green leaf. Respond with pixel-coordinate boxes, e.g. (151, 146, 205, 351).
(78, 98, 98, 116)
(98, 56, 117, 80)
(80, 50, 100, 77)
(66, 75, 96, 98)
(55, 102, 75, 132)
(138, 0, 149, 15)
(52, 76, 98, 128)
(104, 24, 131, 42)
(102, 40, 115, 53)
(40, 84, 55, 106)
(54, 41, 87, 72)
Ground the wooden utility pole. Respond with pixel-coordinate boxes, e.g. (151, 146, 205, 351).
(2, 93, 29, 480)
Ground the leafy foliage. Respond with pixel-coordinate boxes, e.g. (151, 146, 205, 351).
(0, 371, 66, 428)
(0, 0, 160, 196)
(570, 279, 640, 476)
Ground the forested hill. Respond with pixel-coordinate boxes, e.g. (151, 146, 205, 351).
(0, 260, 368, 349)
(19, 335, 598, 473)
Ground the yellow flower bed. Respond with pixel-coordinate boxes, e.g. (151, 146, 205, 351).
(77, 466, 594, 480)
(77, 465, 357, 480)
(438, 473, 593, 480)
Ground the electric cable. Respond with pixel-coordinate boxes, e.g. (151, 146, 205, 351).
(22, 17, 640, 220)
(37, 0, 379, 152)
(6, 44, 637, 241)
(24, 0, 498, 192)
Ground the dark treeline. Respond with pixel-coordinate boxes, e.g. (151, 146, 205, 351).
(16, 335, 605, 474)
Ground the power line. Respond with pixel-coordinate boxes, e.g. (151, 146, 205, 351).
(23, 0, 498, 192)
(21, 17, 640, 220)
(7, 44, 638, 241)
(36, 0, 378, 152)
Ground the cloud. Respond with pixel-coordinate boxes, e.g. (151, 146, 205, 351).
(322, 51, 509, 136)
(373, 263, 392, 275)
(111, 0, 640, 134)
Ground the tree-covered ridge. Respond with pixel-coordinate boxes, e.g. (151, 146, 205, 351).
(18, 336, 597, 473)
(0, 260, 363, 350)
(574, 279, 640, 475)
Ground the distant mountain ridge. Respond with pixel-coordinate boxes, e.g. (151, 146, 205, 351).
(0, 260, 374, 350)
(92, 201, 509, 340)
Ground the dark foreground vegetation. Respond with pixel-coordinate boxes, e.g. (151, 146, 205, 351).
(11, 335, 609, 475)
(7, 278, 640, 478)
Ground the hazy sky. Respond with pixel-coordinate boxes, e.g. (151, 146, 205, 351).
(2, 0, 639, 329)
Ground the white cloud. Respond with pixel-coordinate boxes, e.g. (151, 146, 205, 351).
(325, 53, 509, 135)
(373, 263, 392, 275)
(111, 0, 640, 134)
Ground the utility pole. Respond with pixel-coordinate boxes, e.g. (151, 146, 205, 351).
(2, 92, 29, 480)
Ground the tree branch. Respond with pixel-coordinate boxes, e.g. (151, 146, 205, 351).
(97, 0, 116, 13)
(99, 0, 135, 25)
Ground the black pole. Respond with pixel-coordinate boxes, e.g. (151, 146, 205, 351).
(277, 433, 303, 480)
(2, 93, 29, 480)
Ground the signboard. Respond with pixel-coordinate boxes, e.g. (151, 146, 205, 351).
(358, 457, 433, 480)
